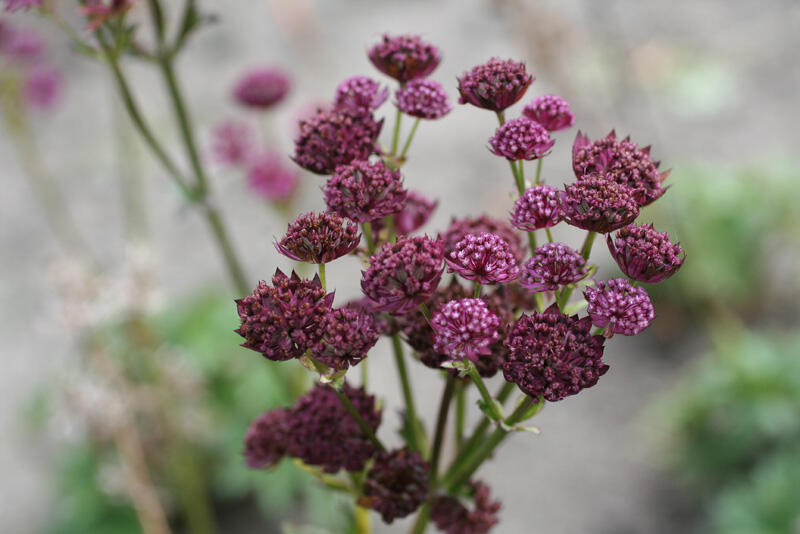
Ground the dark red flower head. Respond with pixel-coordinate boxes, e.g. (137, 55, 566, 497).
(334, 76, 389, 113)
(584, 278, 655, 337)
(520, 242, 588, 293)
(235, 270, 334, 361)
(275, 212, 360, 264)
(360, 448, 429, 523)
(503, 304, 608, 402)
(243, 408, 290, 469)
(573, 130, 669, 206)
(324, 159, 407, 223)
(368, 34, 441, 83)
(232, 68, 290, 110)
(457, 58, 533, 112)
(606, 223, 685, 284)
(510, 185, 563, 231)
(522, 94, 575, 132)
(312, 307, 379, 371)
(445, 232, 521, 284)
(431, 480, 502, 534)
(432, 298, 501, 361)
(489, 116, 554, 161)
(293, 108, 383, 175)
(561, 175, 641, 234)
(395, 79, 452, 119)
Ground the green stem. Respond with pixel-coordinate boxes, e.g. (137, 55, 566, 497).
(518, 160, 526, 189)
(385, 215, 396, 243)
(557, 231, 597, 310)
(392, 334, 422, 452)
(454, 381, 466, 452)
(332, 387, 386, 452)
(418, 302, 432, 322)
(580, 231, 597, 260)
(399, 118, 420, 160)
(466, 363, 501, 421)
(362, 222, 376, 254)
(473, 282, 482, 298)
(430, 375, 456, 481)
(545, 227, 554, 243)
(527, 231, 537, 253)
(535, 158, 543, 185)
(318, 263, 326, 291)
(390, 107, 403, 156)
(509, 160, 524, 194)
(495, 111, 506, 126)
(409, 505, 431, 534)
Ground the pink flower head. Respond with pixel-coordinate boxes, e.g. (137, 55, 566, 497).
(368, 34, 441, 83)
(211, 119, 255, 167)
(441, 215, 525, 263)
(0, 25, 43, 64)
(247, 151, 299, 202)
(395, 79, 452, 119)
(334, 76, 389, 113)
(232, 67, 290, 110)
(573, 130, 669, 207)
(510, 185, 562, 231)
(3, 0, 41, 12)
(324, 159, 407, 223)
(432, 298, 501, 361)
(457, 58, 533, 112)
(275, 212, 360, 264)
(391, 190, 437, 235)
(520, 242, 588, 293)
(561, 175, 641, 234)
(606, 223, 685, 284)
(584, 278, 655, 337)
(23, 66, 61, 110)
(489, 116, 554, 161)
(523, 94, 575, 132)
(445, 232, 520, 285)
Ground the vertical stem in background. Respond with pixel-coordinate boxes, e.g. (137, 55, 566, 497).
(527, 231, 537, 252)
(535, 158, 543, 185)
(473, 283, 482, 298)
(390, 107, 403, 156)
(580, 231, 597, 260)
(391, 333, 422, 453)
(454, 381, 466, 451)
(362, 222, 376, 254)
(332, 387, 386, 452)
(399, 117, 420, 160)
(509, 160, 524, 194)
(429, 375, 456, 481)
(318, 262, 326, 291)
(545, 227, 554, 243)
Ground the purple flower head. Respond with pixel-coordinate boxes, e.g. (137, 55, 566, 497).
(361, 235, 444, 314)
(247, 151, 299, 202)
(312, 307, 379, 371)
(293, 107, 383, 175)
(520, 242, 588, 293)
(232, 68, 290, 110)
(274, 212, 360, 264)
(235, 270, 334, 361)
(457, 58, 533, 112)
(573, 130, 669, 206)
(368, 34, 441, 83)
(431, 480, 502, 534)
(442, 215, 525, 263)
(345, 297, 398, 337)
(211, 119, 255, 167)
(373, 190, 437, 236)
(445, 232, 520, 285)
(0, 25, 43, 63)
(510, 185, 562, 231)
(23, 66, 61, 110)
(607, 223, 685, 284)
(244, 408, 290, 469)
(3, 0, 41, 12)
(324, 159, 407, 223)
(522, 94, 575, 132)
(503, 304, 608, 402)
(561, 175, 641, 234)
(432, 298, 501, 361)
(395, 79, 452, 119)
(334, 75, 389, 113)
(489, 116, 554, 161)
(584, 278, 655, 337)
(360, 448, 429, 523)
(287, 383, 381, 473)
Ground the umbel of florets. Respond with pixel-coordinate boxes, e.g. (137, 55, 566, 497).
(561, 174, 641, 234)
(334, 75, 388, 113)
(442, 214, 525, 262)
(360, 448, 429, 523)
(368, 33, 441, 83)
(584, 278, 655, 337)
(233, 68, 290, 110)
(361, 235, 445, 313)
(293, 107, 383, 175)
(510, 185, 563, 231)
(607, 223, 685, 283)
(523, 94, 575, 132)
(395, 79, 452, 119)
(503, 304, 608, 402)
(235, 270, 334, 361)
(457, 57, 533, 112)
(432, 298, 501, 361)
(445, 232, 521, 284)
(431, 480, 502, 534)
(312, 307, 379, 371)
(489, 116, 554, 161)
(324, 159, 407, 223)
(274, 212, 360, 264)
(243, 408, 290, 469)
(520, 242, 588, 293)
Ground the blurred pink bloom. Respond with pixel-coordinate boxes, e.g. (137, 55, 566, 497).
(247, 151, 299, 203)
(24, 66, 61, 109)
(211, 119, 255, 167)
(3, 0, 42, 12)
(82, 0, 133, 31)
(0, 25, 43, 63)
(232, 68, 290, 110)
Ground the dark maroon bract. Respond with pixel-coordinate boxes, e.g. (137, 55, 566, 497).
(607, 223, 685, 283)
(274, 212, 360, 264)
(324, 159, 407, 223)
(457, 58, 533, 112)
(368, 34, 441, 83)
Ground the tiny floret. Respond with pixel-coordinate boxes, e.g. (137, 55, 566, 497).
(584, 278, 655, 336)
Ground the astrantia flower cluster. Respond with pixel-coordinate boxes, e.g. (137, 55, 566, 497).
(233, 68, 290, 110)
(231, 32, 683, 533)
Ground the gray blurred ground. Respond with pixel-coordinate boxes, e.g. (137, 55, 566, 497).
(1, 0, 798, 532)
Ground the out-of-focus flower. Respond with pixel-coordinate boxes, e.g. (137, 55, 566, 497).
(324, 159, 407, 223)
(442, 215, 525, 263)
(431, 480, 501, 534)
(457, 58, 533, 112)
(431, 298, 500, 361)
(293, 107, 383, 175)
(232, 67, 290, 110)
(2, 0, 41, 12)
(287, 383, 381, 473)
(274, 212, 360, 264)
(334, 76, 388, 113)
(361, 235, 444, 314)
(503, 304, 608, 402)
(522, 94, 575, 132)
(573, 130, 669, 206)
(368, 34, 441, 83)
(244, 409, 290, 469)
(0, 25, 43, 63)
(489, 116, 554, 161)
(584, 278, 654, 337)
(519, 242, 588, 293)
(82, 0, 133, 31)
(247, 151, 299, 202)
(312, 307, 379, 371)
(211, 119, 255, 167)
(561, 175, 640, 234)
(510, 185, 562, 231)
(445, 232, 520, 284)
(372, 190, 437, 236)
(360, 448, 429, 523)
(395, 79, 451, 119)
(23, 65, 61, 109)
(235, 270, 334, 362)
(606, 223, 685, 284)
